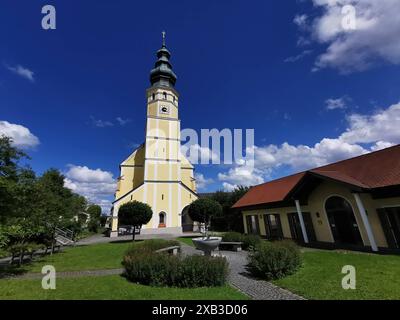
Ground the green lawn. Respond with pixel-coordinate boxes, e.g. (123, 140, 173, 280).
(22, 241, 134, 273)
(177, 237, 195, 247)
(0, 275, 248, 300)
(0, 240, 248, 300)
(273, 250, 400, 300)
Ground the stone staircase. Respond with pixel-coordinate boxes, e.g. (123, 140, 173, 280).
(54, 226, 75, 246)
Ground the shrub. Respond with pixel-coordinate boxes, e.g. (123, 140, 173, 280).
(222, 232, 243, 243)
(221, 232, 261, 250)
(242, 234, 261, 250)
(0, 226, 9, 249)
(122, 240, 229, 288)
(123, 250, 179, 286)
(125, 239, 180, 256)
(178, 255, 228, 288)
(88, 219, 99, 233)
(247, 240, 301, 280)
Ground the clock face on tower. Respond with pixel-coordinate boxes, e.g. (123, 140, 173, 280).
(159, 105, 170, 115)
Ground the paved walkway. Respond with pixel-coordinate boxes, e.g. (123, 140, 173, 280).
(77, 233, 201, 246)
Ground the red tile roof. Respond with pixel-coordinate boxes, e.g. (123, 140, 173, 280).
(232, 144, 400, 209)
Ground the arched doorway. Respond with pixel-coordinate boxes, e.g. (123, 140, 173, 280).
(158, 212, 166, 228)
(181, 206, 193, 232)
(325, 196, 363, 246)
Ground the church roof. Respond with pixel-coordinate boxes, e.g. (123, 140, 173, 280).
(149, 32, 177, 88)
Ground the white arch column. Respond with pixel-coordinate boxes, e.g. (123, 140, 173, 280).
(353, 193, 378, 252)
(295, 200, 309, 244)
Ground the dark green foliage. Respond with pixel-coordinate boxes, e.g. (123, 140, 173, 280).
(123, 251, 179, 286)
(118, 201, 153, 227)
(221, 232, 243, 242)
(118, 201, 153, 240)
(222, 232, 262, 250)
(177, 255, 228, 287)
(87, 219, 99, 233)
(208, 186, 250, 232)
(99, 215, 108, 227)
(86, 204, 102, 233)
(247, 240, 302, 280)
(241, 234, 262, 250)
(123, 240, 229, 288)
(0, 135, 28, 181)
(125, 239, 180, 255)
(0, 135, 89, 249)
(87, 205, 102, 220)
(188, 198, 222, 229)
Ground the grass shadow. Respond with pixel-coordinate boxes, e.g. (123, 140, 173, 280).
(0, 263, 29, 278)
(110, 239, 143, 244)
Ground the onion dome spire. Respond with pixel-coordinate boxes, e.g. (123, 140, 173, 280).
(149, 31, 177, 88)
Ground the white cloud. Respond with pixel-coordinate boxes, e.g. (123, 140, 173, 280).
(294, 14, 309, 30)
(325, 96, 349, 110)
(0, 121, 40, 148)
(218, 164, 264, 191)
(218, 101, 400, 188)
(64, 165, 116, 213)
(339, 102, 400, 144)
(181, 143, 219, 164)
(284, 50, 313, 63)
(296, 0, 400, 73)
(90, 116, 114, 128)
(195, 173, 214, 191)
(6, 64, 35, 82)
(116, 117, 131, 126)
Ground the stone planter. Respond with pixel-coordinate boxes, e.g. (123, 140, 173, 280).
(192, 237, 222, 256)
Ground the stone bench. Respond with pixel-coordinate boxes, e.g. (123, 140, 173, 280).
(155, 246, 181, 256)
(218, 242, 243, 252)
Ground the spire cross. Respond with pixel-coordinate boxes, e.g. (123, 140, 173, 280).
(162, 31, 166, 47)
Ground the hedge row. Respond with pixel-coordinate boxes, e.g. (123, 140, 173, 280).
(122, 240, 229, 288)
(222, 232, 262, 250)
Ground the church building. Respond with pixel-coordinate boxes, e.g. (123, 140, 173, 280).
(110, 34, 198, 237)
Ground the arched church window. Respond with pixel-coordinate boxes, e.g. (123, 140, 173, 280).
(158, 212, 166, 228)
(163, 92, 167, 100)
(152, 93, 155, 100)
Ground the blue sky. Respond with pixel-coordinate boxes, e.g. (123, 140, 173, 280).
(1, 0, 400, 212)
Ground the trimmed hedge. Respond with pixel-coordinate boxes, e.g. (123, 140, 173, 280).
(122, 240, 229, 288)
(222, 232, 261, 250)
(247, 240, 301, 280)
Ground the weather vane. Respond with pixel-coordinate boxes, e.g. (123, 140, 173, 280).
(162, 31, 166, 47)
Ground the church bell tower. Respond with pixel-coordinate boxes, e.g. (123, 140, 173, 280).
(110, 33, 198, 237)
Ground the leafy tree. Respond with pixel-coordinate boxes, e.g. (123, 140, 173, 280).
(188, 198, 222, 238)
(0, 136, 29, 222)
(99, 215, 108, 227)
(0, 135, 28, 181)
(87, 204, 102, 220)
(209, 186, 250, 232)
(86, 204, 102, 233)
(118, 201, 153, 241)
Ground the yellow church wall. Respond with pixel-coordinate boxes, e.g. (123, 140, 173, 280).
(116, 166, 144, 198)
(181, 168, 194, 189)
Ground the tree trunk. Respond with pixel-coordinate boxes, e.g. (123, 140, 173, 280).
(132, 227, 136, 242)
